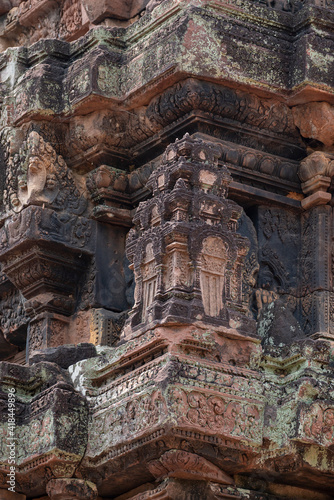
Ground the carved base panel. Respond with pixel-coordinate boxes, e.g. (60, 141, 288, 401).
(0, 333, 334, 497)
(0, 359, 89, 497)
(66, 330, 333, 495)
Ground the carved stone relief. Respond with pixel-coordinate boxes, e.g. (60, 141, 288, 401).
(200, 237, 227, 317)
(169, 388, 263, 444)
(1, 2, 334, 497)
(2, 130, 87, 215)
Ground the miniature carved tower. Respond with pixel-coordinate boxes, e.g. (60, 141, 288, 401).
(125, 134, 255, 337)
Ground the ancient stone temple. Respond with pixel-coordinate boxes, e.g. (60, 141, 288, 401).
(1, 0, 334, 499)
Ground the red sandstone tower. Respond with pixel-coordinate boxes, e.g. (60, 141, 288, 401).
(0, 1, 334, 499)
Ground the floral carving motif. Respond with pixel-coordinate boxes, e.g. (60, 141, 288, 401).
(16, 411, 53, 460)
(28, 321, 44, 352)
(171, 388, 262, 443)
(87, 390, 166, 455)
(59, 0, 82, 38)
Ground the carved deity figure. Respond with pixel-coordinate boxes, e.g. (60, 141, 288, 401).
(16, 131, 60, 208)
(141, 242, 158, 321)
(4, 130, 86, 214)
(255, 268, 278, 319)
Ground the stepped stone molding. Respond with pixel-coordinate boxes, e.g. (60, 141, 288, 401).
(0, 129, 333, 499)
(0, 131, 334, 497)
(1, 328, 334, 496)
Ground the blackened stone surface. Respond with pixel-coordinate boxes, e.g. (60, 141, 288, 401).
(30, 343, 98, 368)
(94, 223, 130, 311)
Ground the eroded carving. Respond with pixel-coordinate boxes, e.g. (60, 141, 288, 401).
(170, 388, 263, 443)
(299, 402, 334, 447)
(148, 450, 234, 484)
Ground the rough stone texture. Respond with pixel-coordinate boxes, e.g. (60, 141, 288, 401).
(46, 478, 98, 499)
(0, 0, 334, 499)
(29, 343, 98, 369)
(0, 491, 26, 499)
(292, 102, 334, 148)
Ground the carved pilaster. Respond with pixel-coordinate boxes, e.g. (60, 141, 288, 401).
(27, 314, 69, 358)
(300, 205, 334, 340)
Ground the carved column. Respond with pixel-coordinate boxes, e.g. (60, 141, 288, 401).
(299, 152, 334, 340)
(85, 164, 134, 345)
